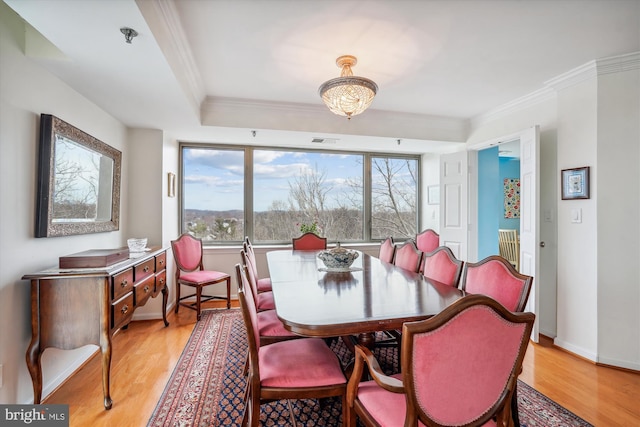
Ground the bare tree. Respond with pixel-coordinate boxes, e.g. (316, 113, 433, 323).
(371, 158, 417, 238)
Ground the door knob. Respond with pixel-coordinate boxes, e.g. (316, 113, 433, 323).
(540, 241, 545, 247)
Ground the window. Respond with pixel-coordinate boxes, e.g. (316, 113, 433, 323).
(182, 147, 245, 241)
(180, 144, 419, 244)
(371, 157, 418, 240)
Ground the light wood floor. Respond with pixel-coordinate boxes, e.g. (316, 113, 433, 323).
(43, 301, 640, 427)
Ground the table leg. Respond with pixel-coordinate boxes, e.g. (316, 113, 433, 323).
(26, 340, 42, 404)
(161, 283, 169, 326)
(100, 332, 113, 409)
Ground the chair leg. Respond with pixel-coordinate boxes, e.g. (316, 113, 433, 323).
(511, 387, 520, 427)
(226, 277, 231, 309)
(341, 394, 350, 427)
(196, 286, 202, 321)
(174, 282, 181, 314)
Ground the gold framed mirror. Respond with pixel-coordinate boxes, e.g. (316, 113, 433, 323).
(35, 114, 122, 237)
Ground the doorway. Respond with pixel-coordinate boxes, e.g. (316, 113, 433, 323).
(477, 140, 521, 260)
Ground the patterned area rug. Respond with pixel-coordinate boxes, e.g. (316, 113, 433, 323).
(148, 309, 593, 427)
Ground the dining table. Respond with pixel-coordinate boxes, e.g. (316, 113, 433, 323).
(266, 249, 465, 347)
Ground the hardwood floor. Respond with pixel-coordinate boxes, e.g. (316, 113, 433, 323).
(43, 301, 640, 426)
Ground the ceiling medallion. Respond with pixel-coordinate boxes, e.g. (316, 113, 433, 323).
(318, 55, 378, 119)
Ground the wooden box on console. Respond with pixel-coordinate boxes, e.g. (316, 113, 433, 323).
(59, 248, 129, 269)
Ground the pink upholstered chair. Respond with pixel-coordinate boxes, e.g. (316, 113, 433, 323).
(460, 255, 534, 426)
(460, 255, 533, 312)
(378, 237, 396, 263)
(171, 233, 230, 320)
(415, 228, 439, 253)
(345, 294, 535, 427)
(240, 249, 276, 311)
(420, 246, 464, 288)
(235, 264, 298, 346)
(392, 240, 423, 273)
(243, 237, 272, 293)
(292, 232, 327, 250)
(238, 268, 347, 427)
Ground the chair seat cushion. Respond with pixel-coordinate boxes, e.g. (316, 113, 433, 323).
(257, 310, 296, 337)
(257, 291, 275, 310)
(259, 338, 345, 388)
(257, 277, 272, 292)
(179, 270, 228, 285)
(356, 374, 495, 427)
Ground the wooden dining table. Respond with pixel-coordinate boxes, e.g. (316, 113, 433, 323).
(266, 249, 465, 347)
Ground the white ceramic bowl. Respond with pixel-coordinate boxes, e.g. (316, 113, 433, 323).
(127, 238, 148, 252)
(317, 245, 359, 271)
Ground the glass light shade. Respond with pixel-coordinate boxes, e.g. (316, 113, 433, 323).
(318, 55, 378, 119)
(319, 77, 378, 118)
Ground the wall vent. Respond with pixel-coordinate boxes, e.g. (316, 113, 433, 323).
(311, 137, 338, 144)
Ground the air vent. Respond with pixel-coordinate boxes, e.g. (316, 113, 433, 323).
(311, 137, 338, 144)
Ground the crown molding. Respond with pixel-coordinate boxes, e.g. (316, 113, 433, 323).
(472, 52, 640, 128)
(545, 51, 640, 90)
(544, 60, 598, 91)
(201, 97, 468, 143)
(471, 87, 556, 128)
(137, 0, 205, 113)
(595, 51, 640, 75)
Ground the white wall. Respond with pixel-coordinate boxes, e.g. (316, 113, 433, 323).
(0, 5, 128, 404)
(596, 67, 640, 368)
(127, 128, 168, 320)
(420, 154, 440, 232)
(468, 56, 640, 370)
(554, 79, 599, 360)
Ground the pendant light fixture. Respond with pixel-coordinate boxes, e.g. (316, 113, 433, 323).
(318, 55, 378, 119)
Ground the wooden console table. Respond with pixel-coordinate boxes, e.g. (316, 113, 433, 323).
(22, 247, 168, 409)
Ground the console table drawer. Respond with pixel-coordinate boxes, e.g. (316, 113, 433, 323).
(135, 275, 155, 307)
(135, 258, 155, 282)
(155, 252, 166, 271)
(112, 268, 134, 300)
(112, 292, 134, 330)
(154, 270, 166, 297)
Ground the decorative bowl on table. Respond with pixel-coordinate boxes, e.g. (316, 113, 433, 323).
(317, 243, 359, 271)
(127, 237, 148, 253)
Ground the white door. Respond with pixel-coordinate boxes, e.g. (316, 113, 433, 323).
(519, 126, 540, 341)
(466, 125, 541, 341)
(439, 151, 468, 260)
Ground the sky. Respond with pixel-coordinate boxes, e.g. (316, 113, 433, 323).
(182, 147, 364, 212)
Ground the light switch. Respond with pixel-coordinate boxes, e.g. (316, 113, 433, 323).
(544, 209, 553, 222)
(571, 208, 582, 223)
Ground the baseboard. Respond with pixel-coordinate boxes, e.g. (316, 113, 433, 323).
(596, 356, 640, 372)
(553, 338, 597, 362)
(132, 301, 176, 321)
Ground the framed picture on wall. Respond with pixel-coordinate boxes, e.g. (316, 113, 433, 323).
(561, 166, 590, 200)
(427, 185, 440, 205)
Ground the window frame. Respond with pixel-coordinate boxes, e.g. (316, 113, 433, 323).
(179, 142, 421, 245)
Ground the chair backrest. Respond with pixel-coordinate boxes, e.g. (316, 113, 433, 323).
(460, 255, 533, 312)
(415, 229, 439, 253)
(171, 233, 204, 273)
(378, 237, 396, 263)
(240, 249, 260, 304)
(235, 264, 261, 372)
(420, 246, 464, 288)
(498, 229, 520, 270)
(401, 294, 535, 426)
(243, 237, 259, 278)
(393, 240, 423, 273)
(292, 232, 327, 250)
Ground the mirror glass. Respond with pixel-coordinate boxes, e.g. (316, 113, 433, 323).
(36, 114, 122, 237)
